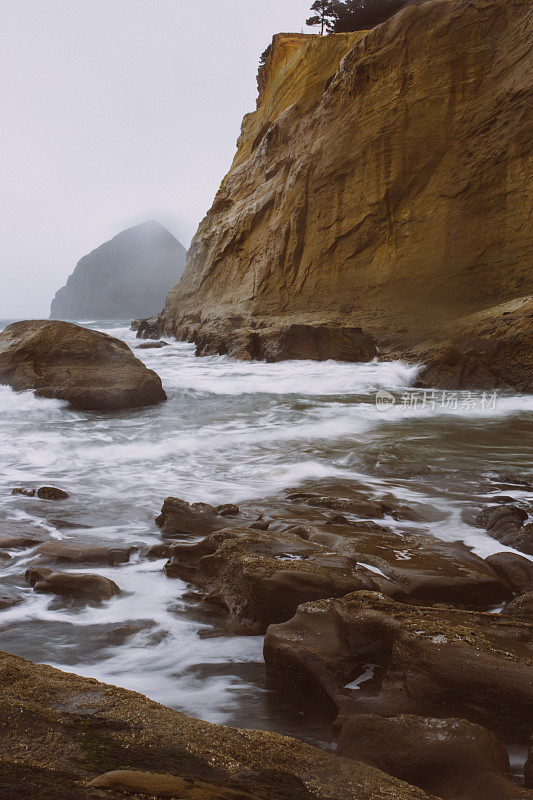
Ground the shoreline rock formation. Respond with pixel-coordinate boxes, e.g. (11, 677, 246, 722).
(0, 650, 436, 800)
(50, 220, 186, 321)
(156, 0, 532, 388)
(0, 320, 166, 411)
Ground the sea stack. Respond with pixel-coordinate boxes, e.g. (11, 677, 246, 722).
(50, 220, 186, 321)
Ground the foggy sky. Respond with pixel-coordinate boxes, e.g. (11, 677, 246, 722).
(0, 0, 312, 317)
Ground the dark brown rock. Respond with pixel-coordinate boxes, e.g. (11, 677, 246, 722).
(304, 525, 510, 609)
(474, 505, 532, 555)
(11, 488, 35, 497)
(0, 320, 166, 411)
(37, 486, 69, 500)
(486, 552, 533, 596)
(35, 540, 135, 565)
(164, 528, 376, 632)
(264, 592, 533, 736)
(25, 567, 120, 601)
(258, 325, 377, 363)
(0, 533, 42, 549)
(501, 592, 533, 621)
(0, 588, 23, 610)
(288, 491, 421, 521)
(0, 650, 436, 800)
(337, 713, 531, 800)
(156, 497, 238, 537)
(133, 314, 165, 340)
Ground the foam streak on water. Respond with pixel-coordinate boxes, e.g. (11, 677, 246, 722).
(0, 319, 531, 737)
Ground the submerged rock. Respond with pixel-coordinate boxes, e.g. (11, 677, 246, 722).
(11, 488, 36, 497)
(264, 592, 533, 736)
(0, 320, 166, 411)
(35, 540, 135, 566)
(0, 650, 435, 800)
(136, 340, 169, 349)
(25, 567, 120, 601)
(37, 486, 69, 501)
(337, 714, 531, 800)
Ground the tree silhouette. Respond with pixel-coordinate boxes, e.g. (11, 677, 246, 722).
(306, 1, 336, 35)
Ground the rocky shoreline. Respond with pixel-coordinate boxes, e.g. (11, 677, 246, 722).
(3, 470, 532, 799)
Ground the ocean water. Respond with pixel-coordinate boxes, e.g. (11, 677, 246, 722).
(0, 319, 532, 744)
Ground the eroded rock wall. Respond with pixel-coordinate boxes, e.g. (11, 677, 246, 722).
(162, 0, 532, 385)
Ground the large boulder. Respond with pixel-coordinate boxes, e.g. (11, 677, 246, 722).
(337, 714, 532, 800)
(264, 592, 533, 736)
(0, 320, 166, 411)
(0, 650, 436, 800)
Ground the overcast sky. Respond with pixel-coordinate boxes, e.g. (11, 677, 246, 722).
(0, 0, 312, 317)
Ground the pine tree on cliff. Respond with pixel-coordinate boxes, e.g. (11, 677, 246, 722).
(306, 0, 336, 34)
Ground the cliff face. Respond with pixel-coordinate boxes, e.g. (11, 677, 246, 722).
(163, 0, 532, 386)
(50, 221, 186, 321)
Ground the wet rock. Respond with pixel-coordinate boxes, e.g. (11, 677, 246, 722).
(164, 528, 376, 632)
(288, 492, 421, 521)
(264, 592, 533, 736)
(37, 486, 69, 500)
(11, 488, 35, 497)
(133, 314, 165, 340)
(486, 552, 533, 595)
(36, 540, 135, 565)
(215, 503, 240, 517)
(87, 770, 260, 798)
(146, 544, 172, 559)
(501, 592, 533, 621)
(190, 324, 377, 364)
(0, 533, 42, 549)
(304, 525, 510, 609)
(0, 320, 166, 411)
(0, 587, 23, 610)
(156, 497, 238, 537)
(25, 567, 120, 601)
(474, 505, 532, 554)
(136, 340, 170, 349)
(249, 520, 270, 531)
(258, 324, 377, 363)
(336, 713, 531, 800)
(0, 650, 435, 800)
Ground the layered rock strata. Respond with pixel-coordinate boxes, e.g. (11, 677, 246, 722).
(160, 0, 532, 387)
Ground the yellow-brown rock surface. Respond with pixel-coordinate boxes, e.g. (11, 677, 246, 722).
(163, 0, 532, 388)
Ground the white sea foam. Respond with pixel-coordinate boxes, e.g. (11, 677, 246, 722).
(0, 320, 531, 733)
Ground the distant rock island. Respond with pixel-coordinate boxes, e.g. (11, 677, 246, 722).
(50, 220, 186, 320)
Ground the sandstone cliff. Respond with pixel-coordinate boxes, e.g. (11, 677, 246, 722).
(51, 220, 186, 320)
(162, 0, 532, 388)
